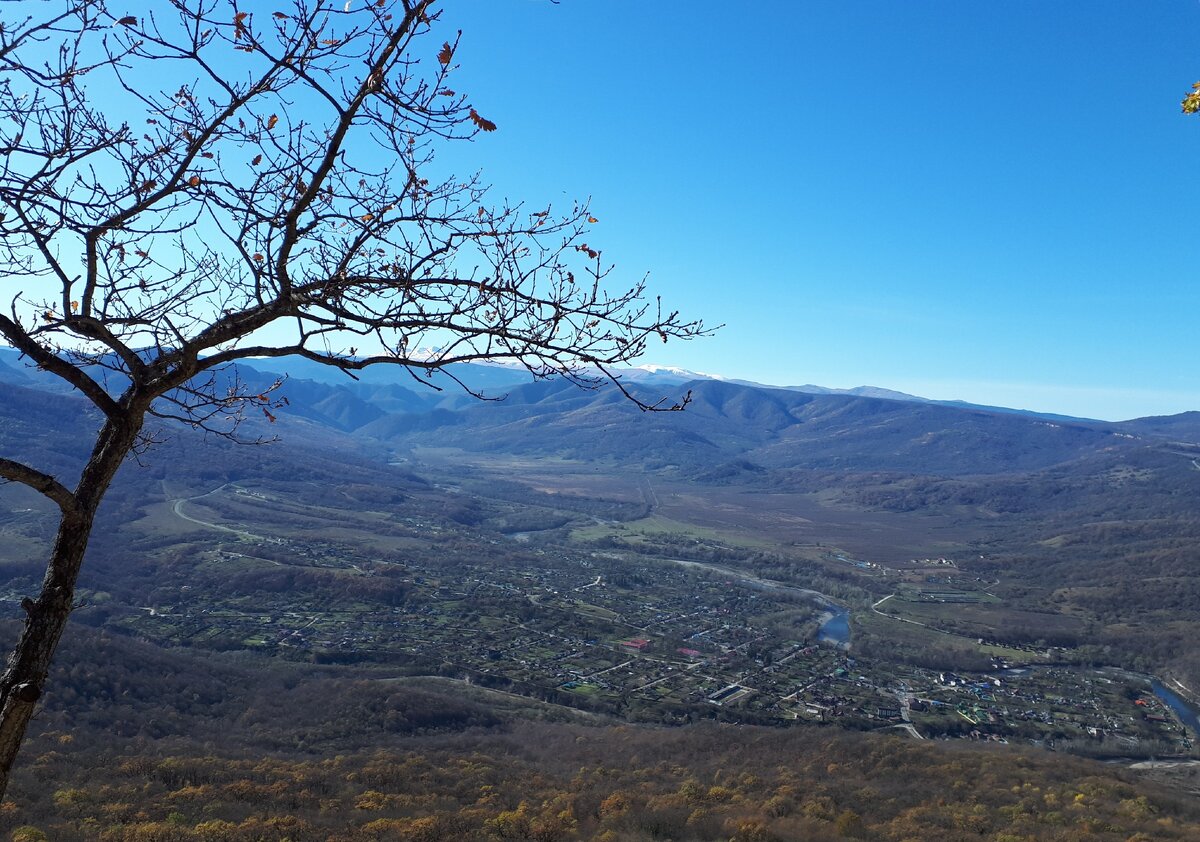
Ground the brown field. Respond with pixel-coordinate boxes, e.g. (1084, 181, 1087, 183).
(887, 599, 1088, 639)
(409, 451, 984, 564)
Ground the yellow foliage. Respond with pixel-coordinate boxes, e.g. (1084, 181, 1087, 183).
(729, 819, 776, 842)
(360, 818, 405, 835)
(706, 784, 735, 802)
(487, 801, 532, 838)
(686, 806, 712, 827)
(166, 784, 212, 801)
(362, 815, 454, 841)
(354, 789, 392, 811)
(801, 796, 836, 822)
(51, 788, 86, 808)
(10, 729, 1200, 841)
(194, 819, 237, 840)
(598, 792, 630, 818)
(1182, 82, 1200, 114)
(677, 779, 705, 805)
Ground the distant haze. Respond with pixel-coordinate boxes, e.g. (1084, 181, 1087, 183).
(628, 363, 1184, 423)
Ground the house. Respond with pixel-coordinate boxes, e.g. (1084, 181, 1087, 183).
(619, 638, 651, 653)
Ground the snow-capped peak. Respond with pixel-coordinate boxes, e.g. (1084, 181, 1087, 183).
(628, 363, 728, 381)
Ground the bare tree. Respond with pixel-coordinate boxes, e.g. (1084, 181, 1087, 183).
(0, 0, 705, 796)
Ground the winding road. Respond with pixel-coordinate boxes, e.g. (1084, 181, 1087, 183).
(169, 482, 271, 543)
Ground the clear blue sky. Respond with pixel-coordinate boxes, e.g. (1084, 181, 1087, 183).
(436, 0, 1200, 421)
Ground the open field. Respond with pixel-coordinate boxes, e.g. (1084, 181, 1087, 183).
(652, 482, 980, 563)
(408, 449, 982, 563)
(885, 597, 1088, 642)
(409, 448, 647, 502)
(856, 605, 1039, 663)
(570, 513, 772, 549)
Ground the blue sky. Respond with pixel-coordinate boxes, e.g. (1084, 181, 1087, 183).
(437, 1, 1200, 420)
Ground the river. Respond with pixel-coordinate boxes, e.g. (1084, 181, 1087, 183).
(664, 558, 850, 648)
(817, 609, 851, 648)
(1151, 680, 1200, 738)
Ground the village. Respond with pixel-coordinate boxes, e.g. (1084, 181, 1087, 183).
(73, 492, 1195, 761)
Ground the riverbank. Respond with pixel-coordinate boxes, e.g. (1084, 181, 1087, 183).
(816, 609, 851, 649)
(1165, 675, 1200, 706)
(1152, 679, 1200, 741)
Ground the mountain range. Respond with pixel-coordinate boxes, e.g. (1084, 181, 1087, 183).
(3, 346, 1198, 482)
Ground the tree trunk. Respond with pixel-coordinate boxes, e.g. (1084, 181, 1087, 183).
(0, 412, 142, 798)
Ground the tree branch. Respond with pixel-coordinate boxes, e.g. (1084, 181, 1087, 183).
(0, 315, 120, 418)
(0, 457, 75, 513)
